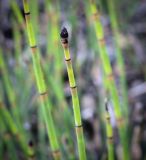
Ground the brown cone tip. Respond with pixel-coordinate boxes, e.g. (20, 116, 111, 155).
(60, 27, 68, 39)
(28, 140, 34, 147)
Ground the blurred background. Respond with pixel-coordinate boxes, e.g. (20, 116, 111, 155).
(0, 0, 146, 160)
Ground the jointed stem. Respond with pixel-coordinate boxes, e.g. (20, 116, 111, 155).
(89, 1, 129, 159)
(105, 99, 114, 160)
(60, 27, 86, 160)
(22, 0, 61, 159)
(107, 0, 129, 120)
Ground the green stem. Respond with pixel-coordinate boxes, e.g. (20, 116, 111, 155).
(89, 1, 129, 159)
(105, 99, 114, 160)
(60, 27, 86, 160)
(22, 0, 61, 159)
(107, 0, 129, 119)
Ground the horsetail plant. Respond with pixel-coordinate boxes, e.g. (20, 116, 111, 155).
(105, 99, 114, 160)
(60, 27, 86, 160)
(107, 0, 129, 120)
(22, 0, 61, 159)
(89, 0, 129, 159)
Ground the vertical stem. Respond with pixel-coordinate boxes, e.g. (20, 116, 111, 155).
(0, 49, 21, 129)
(0, 87, 28, 156)
(89, 1, 129, 159)
(11, 1, 26, 33)
(60, 28, 86, 160)
(107, 0, 129, 119)
(105, 99, 114, 160)
(22, 0, 61, 159)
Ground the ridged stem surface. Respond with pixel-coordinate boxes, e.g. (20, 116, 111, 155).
(89, 1, 128, 159)
(22, 0, 61, 159)
(60, 28, 86, 160)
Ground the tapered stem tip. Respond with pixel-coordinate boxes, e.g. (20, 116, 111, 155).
(60, 27, 68, 39)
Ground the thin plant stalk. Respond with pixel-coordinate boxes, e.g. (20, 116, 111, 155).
(12, 20, 23, 81)
(60, 27, 86, 160)
(30, 0, 39, 35)
(89, 1, 129, 159)
(11, 0, 26, 35)
(22, 0, 61, 159)
(105, 99, 114, 160)
(0, 49, 21, 129)
(38, 107, 47, 160)
(0, 86, 28, 156)
(107, 0, 129, 119)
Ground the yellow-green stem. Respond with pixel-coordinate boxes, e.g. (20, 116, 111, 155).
(60, 27, 86, 160)
(22, 0, 61, 159)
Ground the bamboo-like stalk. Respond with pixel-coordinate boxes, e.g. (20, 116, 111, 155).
(60, 27, 86, 160)
(107, 0, 129, 119)
(89, 1, 129, 159)
(30, 0, 39, 35)
(105, 99, 114, 160)
(22, 0, 61, 159)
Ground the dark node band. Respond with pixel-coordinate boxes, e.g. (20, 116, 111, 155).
(29, 154, 35, 158)
(93, 12, 98, 17)
(52, 149, 60, 154)
(107, 136, 113, 140)
(65, 58, 71, 61)
(99, 38, 105, 42)
(61, 38, 68, 44)
(117, 117, 123, 122)
(30, 45, 37, 49)
(70, 86, 77, 89)
(39, 91, 47, 96)
(24, 12, 30, 15)
(75, 124, 83, 128)
(106, 116, 110, 120)
(107, 73, 114, 80)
